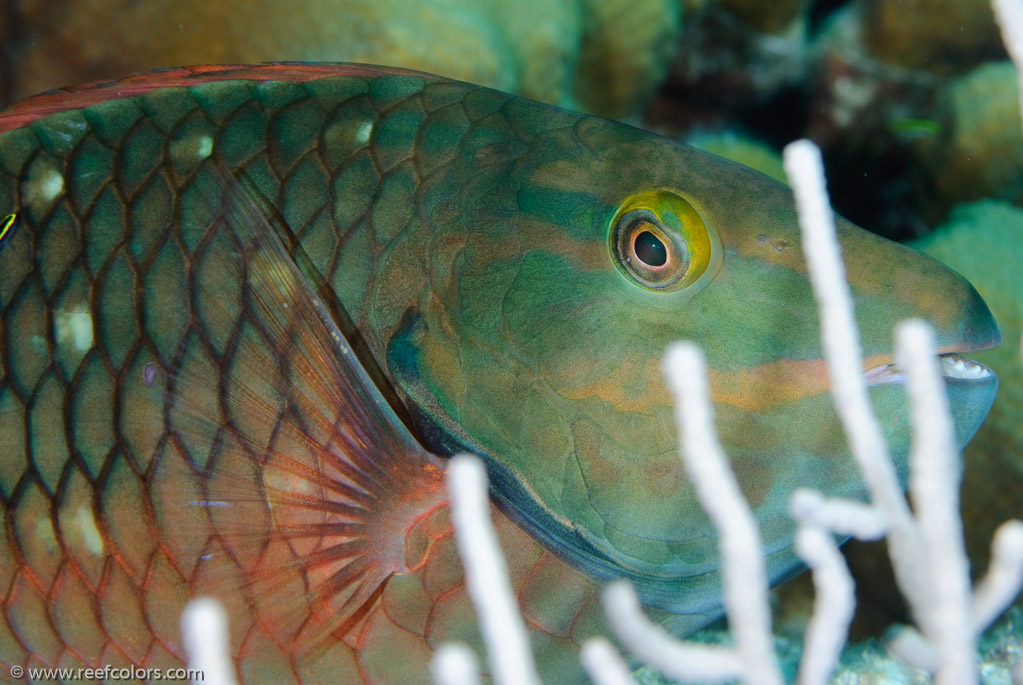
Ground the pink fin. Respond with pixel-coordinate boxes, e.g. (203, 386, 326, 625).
(0, 62, 434, 132)
(167, 166, 447, 651)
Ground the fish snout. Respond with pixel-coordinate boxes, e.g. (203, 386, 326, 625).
(841, 222, 1000, 448)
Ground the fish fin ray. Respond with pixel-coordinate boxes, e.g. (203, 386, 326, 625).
(164, 164, 447, 652)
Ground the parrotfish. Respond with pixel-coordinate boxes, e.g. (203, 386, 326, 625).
(0, 64, 1000, 684)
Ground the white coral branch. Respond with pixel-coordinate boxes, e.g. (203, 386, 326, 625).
(993, 0, 1023, 138)
(601, 581, 741, 682)
(793, 525, 855, 685)
(898, 319, 977, 684)
(782, 141, 931, 608)
(789, 488, 887, 540)
(661, 343, 784, 685)
(972, 520, 1023, 634)
(440, 454, 541, 685)
(432, 643, 482, 685)
(580, 637, 638, 685)
(785, 139, 1023, 684)
(181, 597, 238, 685)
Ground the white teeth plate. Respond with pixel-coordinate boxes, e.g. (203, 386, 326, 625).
(864, 354, 992, 386)
(939, 354, 992, 380)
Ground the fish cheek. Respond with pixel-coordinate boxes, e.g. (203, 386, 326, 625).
(867, 383, 914, 484)
(570, 422, 688, 503)
(388, 305, 701, 576)
(566, 413, 713, 551)
(386, 309, 577, 497)
(709, 390, 885, 559)
(711, 397, 852, 510)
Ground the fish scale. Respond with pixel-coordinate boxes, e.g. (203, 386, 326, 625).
(0, 66, 605, 683)
(0, 63, 1002, 683)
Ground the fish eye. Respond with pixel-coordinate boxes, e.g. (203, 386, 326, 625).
(609, 190, 712, 291)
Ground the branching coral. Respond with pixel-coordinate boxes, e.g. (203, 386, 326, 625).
(995, 0, 1023, 119)
(177, 127, 1023, 685)
(426, 137, 1023, 685)
(435, 455, 542, 685)
(428, 125, 1023, 685)
(181, 597, 237, 685)
(178, 3, 1023, 683)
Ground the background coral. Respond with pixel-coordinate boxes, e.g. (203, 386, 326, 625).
(0, 0, 679, 118)
(860, 0, 1004, 73)
(923, 64, 1023, 221)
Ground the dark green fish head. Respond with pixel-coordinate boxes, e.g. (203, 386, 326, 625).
(383, 111, 999, 623)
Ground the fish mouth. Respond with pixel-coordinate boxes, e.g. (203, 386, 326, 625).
(863, 316, 1001, 387)
(862, 341, 999, 450)
(864, 352, 995, 387)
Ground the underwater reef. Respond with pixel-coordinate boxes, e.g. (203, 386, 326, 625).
(3, 0, 1023, 682)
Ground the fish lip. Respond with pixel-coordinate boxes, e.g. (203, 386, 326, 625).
(863, 322, 1001, 387)
(936, 325, 1003, 355)
(864, 351, 997, 387)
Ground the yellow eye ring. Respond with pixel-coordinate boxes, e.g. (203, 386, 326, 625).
(609, 189, 712, 291)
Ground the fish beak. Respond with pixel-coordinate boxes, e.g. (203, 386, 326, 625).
(839, 217, 1001, 446)
(864, 352, 995, 387)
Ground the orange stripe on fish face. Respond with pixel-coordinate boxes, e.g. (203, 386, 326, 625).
(530, 352, 898, 415)
(707, 354, 892, 412)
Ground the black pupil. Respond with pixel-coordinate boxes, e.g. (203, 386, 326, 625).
(634, 230, 667, 267)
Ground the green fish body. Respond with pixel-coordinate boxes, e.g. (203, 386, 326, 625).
(0, 64, 1000, 683)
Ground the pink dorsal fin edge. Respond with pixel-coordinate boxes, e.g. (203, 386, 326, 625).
(0, 62, 428, 132)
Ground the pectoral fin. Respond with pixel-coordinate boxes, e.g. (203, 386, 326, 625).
(165, 165, 447, 650)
